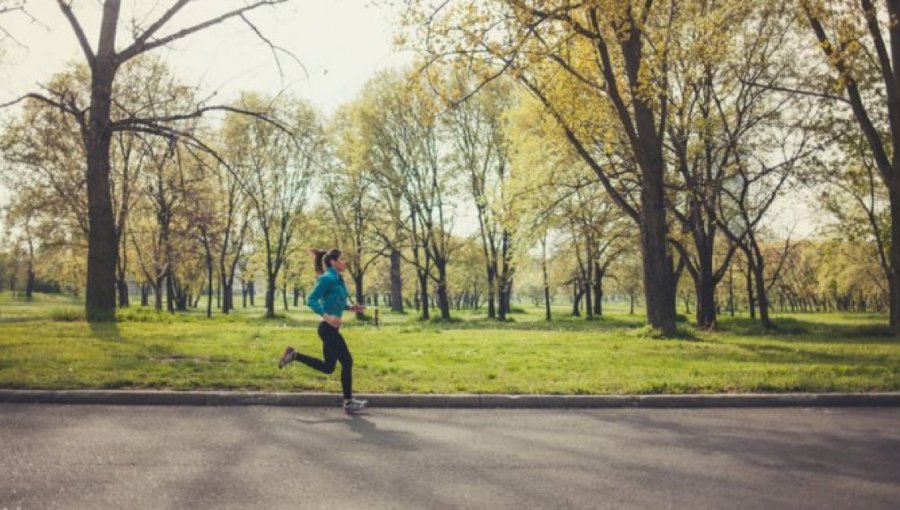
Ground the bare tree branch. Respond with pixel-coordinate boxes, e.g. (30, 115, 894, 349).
(0, 92, 78, 116)
(111, 104, 291, 134)
(240, 13, 308, 80)
(117, 0, 288, 63)
(119, 0, 191, 61)
(740, 79, 851, 105)
(55, 0, 96, 70)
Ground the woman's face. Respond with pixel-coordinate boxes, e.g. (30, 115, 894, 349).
(331, 255, 347, 272)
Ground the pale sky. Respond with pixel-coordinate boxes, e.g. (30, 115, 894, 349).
(0, 0, 412, 211)
(1, 0, 410, 111)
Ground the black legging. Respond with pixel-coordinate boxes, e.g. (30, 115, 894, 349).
(292, 321, 354, 400)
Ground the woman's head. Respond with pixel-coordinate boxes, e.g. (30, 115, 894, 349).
(311, 248, 344, 275)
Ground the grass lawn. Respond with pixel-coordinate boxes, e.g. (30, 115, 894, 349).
(1, 292, 898, 394)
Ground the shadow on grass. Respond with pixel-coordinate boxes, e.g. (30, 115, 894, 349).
(721, 340, 897, 367)
(407, 314, 647, 332)
(89, 321, 123, 342)
(0, 316, 32, 324)
(717, 316, 897, 344)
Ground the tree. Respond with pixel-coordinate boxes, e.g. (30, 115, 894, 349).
(663, 1, 802, 329)
(210, 156, 251, 315)
(350, 72, 410, 313)
(326, 103, 389, 318)
(1, 63, 162, 304)
(407, 1, 685, 333)
(361, 68, 462, 320)
(3, 0, 290, 320)
(613, 254, 644, 316)
(798, 0, 900, 330)
(223, 93, 320, 318)
(444, 72, 517, 319)
(507, 90, 633, 319)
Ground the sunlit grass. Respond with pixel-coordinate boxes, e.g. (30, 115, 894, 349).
(0, 291, 897, 394)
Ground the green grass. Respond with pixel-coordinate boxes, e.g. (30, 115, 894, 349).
(0, 291, 898, 394)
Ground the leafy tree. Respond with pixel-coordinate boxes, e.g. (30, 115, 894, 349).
(443, 72, 517, 319)
(222, 93, 321, 318)
(798, 0, 900, 330)
(3, 0, 291, 320)
(406, 0, 697, 333)
(359, 68, 462, 320)
(664, 1, 805, 328)
(325, 103, 390, 318)
(816, 131, 890, 309)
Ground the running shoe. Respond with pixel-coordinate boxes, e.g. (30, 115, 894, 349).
(343, 398, 367, 414)
(278, 346, 296, 369)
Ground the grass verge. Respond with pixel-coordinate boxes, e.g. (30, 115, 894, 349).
(0, 292, 897, 394)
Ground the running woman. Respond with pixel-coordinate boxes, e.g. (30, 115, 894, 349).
(278, 249, 367, 414)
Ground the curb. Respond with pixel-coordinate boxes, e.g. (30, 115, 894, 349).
(1, 390, 900, 408)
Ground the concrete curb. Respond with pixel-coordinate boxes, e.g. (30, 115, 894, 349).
(1, 390, 900, 408)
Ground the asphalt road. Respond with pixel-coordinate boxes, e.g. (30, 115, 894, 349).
(1, 405, 898, 509)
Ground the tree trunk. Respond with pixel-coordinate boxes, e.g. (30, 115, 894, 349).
(624, 25, 676, 335)
(265, 275, 277, 317)
(83, 1, 121, 321)
(165, 271, 175, 313)
(206, 252, 213, 319)
(504, 277, 513, 315)
(223, 281, 233, 314)
(542, 237, 551, 321)
(692, 240, 718, 328)
(745, 259, 756, 319)
(584, 265, 594, 320)
(890, 184, 900, 331)
(728, 264, 735, 317)
(25, 267, 35, 300)
(487, 262, 497, 319)
(418, 269, 429, 320)
(154, 277, 163, 311)
(498, 272, 508, 321)
(436, 261, 451, 320)
(84, 86, 118, 320)
(353, 272, 365, 320)
(390, 248, 404, 313)
(751, 244, 772, 329)
(593, 263, 603, 317)
(116, 278, 129, 308)
(640, 213, 676, 333)
(221, 279, 229, 313)
(172, 277, 188, 312)
(695, 275, 717, 329)
(572, 284, 583, 317)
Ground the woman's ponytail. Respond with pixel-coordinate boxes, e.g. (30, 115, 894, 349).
(310, 248, 342, 276)
(310, 249, 327, 276)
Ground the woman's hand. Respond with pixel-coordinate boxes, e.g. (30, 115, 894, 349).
(349, 304, 366, 313)
(323, 314, 342, 329)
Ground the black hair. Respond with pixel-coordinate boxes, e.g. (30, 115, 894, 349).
(311, 248, 342, 275)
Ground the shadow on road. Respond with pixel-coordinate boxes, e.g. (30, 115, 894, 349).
(294, 414, 419, 451)
(346, 414, 418, 451)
